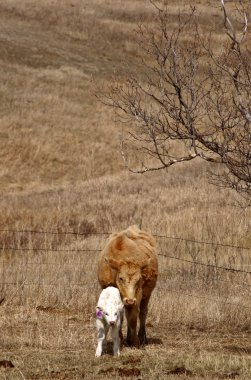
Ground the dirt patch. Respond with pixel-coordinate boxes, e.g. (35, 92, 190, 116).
(99, 366, 141, 377)
(36, 305, 56, 312)
(217, 372, 240, 379)
(118, 367, 141, 377)
(122, 357, 142, 365)
(0, 360, 15, 368)
(98, 367, 115, 375)
(166, 366, 193, 376)
(30, 369, 85, 380)
(224, 345, 251, 355)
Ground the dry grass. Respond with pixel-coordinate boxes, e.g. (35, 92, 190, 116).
(0, 0, 251, 379)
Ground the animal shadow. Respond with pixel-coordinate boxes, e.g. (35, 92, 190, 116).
(104, 341, 119, 356)
(123, 337, 163, 348)
(146, 337, 163, 346)
(103, 336, 163, 355)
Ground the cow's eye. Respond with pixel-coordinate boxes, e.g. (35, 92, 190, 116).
(104, 312, 108, 316)
(119, 277, 123, 281)
(115, 312, 117, 316)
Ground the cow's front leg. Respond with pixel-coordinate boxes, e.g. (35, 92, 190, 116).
(138, 296, 150, 345)
(125, 305, 140, 347)
(119, 310, 124, 344)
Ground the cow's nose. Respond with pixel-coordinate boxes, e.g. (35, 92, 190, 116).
(109, 321, 115, 326)
(125, 298, 135, 306)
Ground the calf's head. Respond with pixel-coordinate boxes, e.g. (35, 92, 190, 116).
(96, 302, 123, 326)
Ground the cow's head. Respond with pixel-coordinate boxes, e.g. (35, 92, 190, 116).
(107, 258, 150, 308)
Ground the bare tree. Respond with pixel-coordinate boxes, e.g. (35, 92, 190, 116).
(99, 1, 251, 197)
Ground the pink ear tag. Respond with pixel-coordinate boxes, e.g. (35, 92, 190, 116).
(96, 309, 103, 319)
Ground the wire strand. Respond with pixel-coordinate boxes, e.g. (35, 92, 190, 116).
(1, 281, 250, 310)
(0, 247, 250, 275)
(154, 233, 251, 251)
(155, 287, 251, 310)
(158, 253, 251, 274)
(0, 246, 101, 253)
(0, 228, 250, 251)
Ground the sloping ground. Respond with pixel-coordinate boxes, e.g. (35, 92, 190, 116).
(0, 0, 226, 193)
(0, 0, 145, 192)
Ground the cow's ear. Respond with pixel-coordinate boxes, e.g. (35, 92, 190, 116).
(108, 257, 121, 270)
(141, 257, 152, 270)
(114, 235, 124, 251)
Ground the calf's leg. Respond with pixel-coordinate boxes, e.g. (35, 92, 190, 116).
(95, 320, 108, 357)
(111, 325, 120, 356)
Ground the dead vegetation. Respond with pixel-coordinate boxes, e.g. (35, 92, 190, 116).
(0, 0, 251, 379)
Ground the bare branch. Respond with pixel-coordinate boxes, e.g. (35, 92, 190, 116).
(97, 0, 251, 199)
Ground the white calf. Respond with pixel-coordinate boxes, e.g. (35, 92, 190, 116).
(95, 286, 124, 357)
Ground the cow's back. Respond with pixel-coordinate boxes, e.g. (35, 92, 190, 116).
(98, 226, 158, 290)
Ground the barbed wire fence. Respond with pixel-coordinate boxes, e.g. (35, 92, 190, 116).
(0, 228, 251, 310)
(1, 227, 251, 251)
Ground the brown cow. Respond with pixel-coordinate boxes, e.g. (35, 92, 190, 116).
(97, 225, 158, 347)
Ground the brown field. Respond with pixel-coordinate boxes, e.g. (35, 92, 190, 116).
(0, 0, 251, 379)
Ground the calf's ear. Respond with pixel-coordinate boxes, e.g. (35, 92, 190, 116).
(119, 304, 124, 312)
(96, 307, 104, 319)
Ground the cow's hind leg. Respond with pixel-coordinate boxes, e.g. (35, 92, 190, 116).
(138, 297, 150, 345)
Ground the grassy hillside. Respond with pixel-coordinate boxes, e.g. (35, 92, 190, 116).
(0, 1, 250, 379)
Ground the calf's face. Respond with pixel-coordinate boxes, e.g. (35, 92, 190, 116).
(96, 303, 123, 326)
